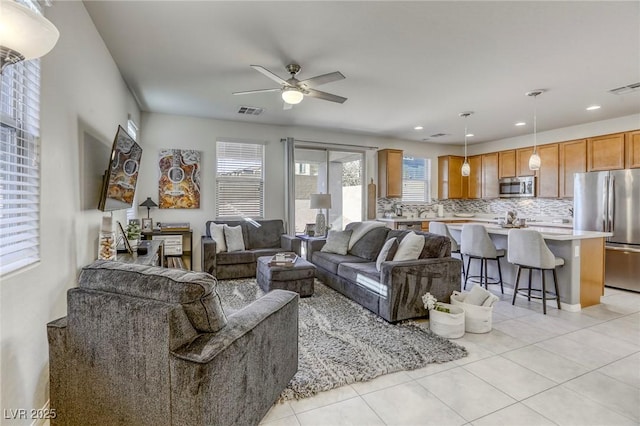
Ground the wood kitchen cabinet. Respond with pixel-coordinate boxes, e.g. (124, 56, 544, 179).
(467, 155, 482, 199)
(627, 130, 640, 169)
(536, 144, 559, 198)
(438, 155, 467, 199)
(587, 132, 625, 171)
(499, 150, 516, 178)
(516, 147, 535, 177)
(559, 139, 587, 198)
(377, 149, 403, 198)
(481, 152, 499, 198)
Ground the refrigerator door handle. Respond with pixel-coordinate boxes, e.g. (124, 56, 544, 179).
(603, 175, 609, 232)
(609, 175, 615, 233)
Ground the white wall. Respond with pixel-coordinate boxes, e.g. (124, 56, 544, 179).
(0, 2, 139, 423)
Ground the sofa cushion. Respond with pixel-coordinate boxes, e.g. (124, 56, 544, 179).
(376, 237, 399, 271)
(208, 222, 227, 253)
(312, 251, 369, 275)
(346, 221, 388, 250)
(79, 260, 227, 333)
(321, 229, 353, 255)
(393, 231, 425, 261)
(216, 250, 256, 265)
(419, 232, 451, 258)
(224, 225, 246, 252)
(246, 219, 284, 249)
(337, 261, 379, 283)
(348, 226, 390, 261)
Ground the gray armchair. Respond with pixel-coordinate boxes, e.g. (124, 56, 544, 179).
(47, 260, 298, 426)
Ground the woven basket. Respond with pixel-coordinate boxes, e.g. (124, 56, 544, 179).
(428, 303, 465, 338)
(450, 291, 494, 334)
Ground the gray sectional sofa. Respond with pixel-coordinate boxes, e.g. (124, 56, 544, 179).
(308, 222, 462, 322)
(202, 219, 300, 280)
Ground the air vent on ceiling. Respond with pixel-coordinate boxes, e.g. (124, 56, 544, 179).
(429, 133, 448, 138)
(237, 106, 264, 115)
(609, 82, 640, 95)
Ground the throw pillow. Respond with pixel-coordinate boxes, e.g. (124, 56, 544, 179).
(224, 225, 245, 252)
(393, 231, 425, 261)
(375, 237, 399, 271)
(208, 222, 227, 253)
(320, 230, 353, 255)
(464, 284, 492, 306)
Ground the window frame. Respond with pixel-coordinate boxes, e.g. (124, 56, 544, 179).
(401, 155, 432, 204)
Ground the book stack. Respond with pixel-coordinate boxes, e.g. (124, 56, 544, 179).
(160, 222, 190, 231)
(268, 252, 298, 267)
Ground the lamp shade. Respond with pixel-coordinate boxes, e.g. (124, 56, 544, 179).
(282, 88, 304, 105)
(139, 197, 158, 208)
(461, 161, 471, 177)
(0, 0, 59, 68)
(528, 152, 541, 170)
(310, 193, 331, 209)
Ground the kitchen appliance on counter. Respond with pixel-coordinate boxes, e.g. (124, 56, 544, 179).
(574, 169, 640, 293)
(499, 176, 535, 198)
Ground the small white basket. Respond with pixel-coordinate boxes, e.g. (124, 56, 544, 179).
(429, 303, 465, 339)
(450, 291, 494, 334)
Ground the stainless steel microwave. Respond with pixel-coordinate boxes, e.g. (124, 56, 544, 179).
(499, 176, 535, 198)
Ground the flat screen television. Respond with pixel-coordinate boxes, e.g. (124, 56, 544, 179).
(98, 125, 143, 211)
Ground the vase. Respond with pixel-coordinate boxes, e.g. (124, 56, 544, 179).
(429, 303, 465, 338)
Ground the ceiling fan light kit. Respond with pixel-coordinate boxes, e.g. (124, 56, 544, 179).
(282, 88, 304, 104)
(459, 111, 473, 177)
(526, 90, 544, 171)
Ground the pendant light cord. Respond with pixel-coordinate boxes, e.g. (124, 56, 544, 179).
(533, 94, 538, 154)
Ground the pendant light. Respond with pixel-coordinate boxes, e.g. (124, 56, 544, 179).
(459, 111, 473, 176)
(526, 90, 544, 171)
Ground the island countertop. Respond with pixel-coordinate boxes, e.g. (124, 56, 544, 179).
(445, 223, 612, 241)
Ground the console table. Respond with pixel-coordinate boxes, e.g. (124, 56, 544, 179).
(117, 240, 164, 267)
(142, 229, 193, 270)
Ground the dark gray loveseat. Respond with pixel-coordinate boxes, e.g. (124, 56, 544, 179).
(202, 219, 300, 279)
(47, 260, 298, 426)
(308, 222, 462, 322)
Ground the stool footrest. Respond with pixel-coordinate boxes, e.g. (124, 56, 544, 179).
(515, 288, 558, 300)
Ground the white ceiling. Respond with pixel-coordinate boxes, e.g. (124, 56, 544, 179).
(83, 1, 640, 145)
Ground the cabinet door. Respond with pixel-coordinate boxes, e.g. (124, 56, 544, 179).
(537, 144, 559, 198)
(587, 133, 625, 171)
(559, 139, 586, 198)
(448, 156, 466, 199)
(467, 155, 482, 199)
(499, 150, 516, 178)
(482, 152, 499, 198)
(516, 147, 535, 176)
(378, 149, 403, 198)
(627, 130, 640, 168)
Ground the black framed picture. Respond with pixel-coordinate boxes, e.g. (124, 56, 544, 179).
(141, 218, 153, 232)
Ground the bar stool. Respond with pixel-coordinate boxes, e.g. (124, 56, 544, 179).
(507, 229, 563, 314)
(461, 224, 505, 293)
(429, 222, 465, 280)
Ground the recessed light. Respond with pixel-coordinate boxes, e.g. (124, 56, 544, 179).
(515, 122, 526, 126)
(414, 126, 424, 130)
(465, 133, 474, 137)
(586, 105, 601, 111)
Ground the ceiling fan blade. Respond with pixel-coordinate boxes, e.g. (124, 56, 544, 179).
(283, 102, 293, 111)
(305, 88, 347, 104)
(233, 88, 282, 95)
(250, 65, 288, 85)
(298, 71, 345, 88)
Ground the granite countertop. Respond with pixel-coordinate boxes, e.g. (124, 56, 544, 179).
(376, 215, 574, 229)
(446, 222, 610, 241)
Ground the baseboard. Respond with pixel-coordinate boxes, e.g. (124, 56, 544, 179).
(560, 302, 581, 312)
(30, 400, 51, 426)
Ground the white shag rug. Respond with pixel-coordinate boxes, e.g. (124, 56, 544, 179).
(217, 278, 467, 401)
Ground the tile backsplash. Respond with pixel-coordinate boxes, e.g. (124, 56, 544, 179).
(378, 197, 573, 219)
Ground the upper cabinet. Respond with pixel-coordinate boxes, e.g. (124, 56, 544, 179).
(536, 144, 559, 198)
(587, 132, 625, 171)
(481, 152, 499, 198)
(516, 147, 535, 177)
(467, 155, 482, 199)
(438, 155, 467, 199)
(377, 149, 403, 198)
(559, 139, 587, 198)
(627, 130, 640, 169)
(499, 150, 516, 178)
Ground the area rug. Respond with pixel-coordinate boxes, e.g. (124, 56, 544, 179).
(216, 278, 467, 401)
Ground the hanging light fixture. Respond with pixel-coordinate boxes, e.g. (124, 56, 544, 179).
(0, 0, 60, 73)
(459, 111, 473, 176)
(526, 90, 544, 171)
(282, 87, 304, 105)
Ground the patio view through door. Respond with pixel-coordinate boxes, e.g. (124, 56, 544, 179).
(292, 147, 364, 234)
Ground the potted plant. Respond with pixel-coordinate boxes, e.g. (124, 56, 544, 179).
(126, 221, 142, 252)
(422, 292, 465, 339)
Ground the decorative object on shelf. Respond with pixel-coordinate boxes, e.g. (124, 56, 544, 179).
(526, 90, 544, 170)
(310, 193, 331, 237)
(158, 149, 201, 209)
(304, 223, 316, 236)
(139, 197, 158, 218)
(459, 111, 473, 176)
(141, 218, 153, 232)
(423, 292, 465, 338)
(0, 0, 59, 73)
(98, 216, 116, 261)
(160, 222, 190, 231)
(125, 220, 142, 252)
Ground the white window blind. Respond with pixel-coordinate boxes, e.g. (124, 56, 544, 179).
(402, 156, 431, 202)
(216, 141, 264, 218)
(0, 55, 41, 275)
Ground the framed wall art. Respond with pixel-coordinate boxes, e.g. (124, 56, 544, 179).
(158, 149, 201, 209)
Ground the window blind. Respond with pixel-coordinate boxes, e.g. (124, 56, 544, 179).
(402, 156, 431, 202)
(216, 141, 264, 218)
(0, 58, 41, 275)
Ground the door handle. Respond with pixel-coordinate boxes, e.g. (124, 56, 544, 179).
(609, 175, 615, 233)
(603, 176, 608, 231)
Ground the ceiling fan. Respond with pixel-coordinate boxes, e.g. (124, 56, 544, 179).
(233, 63, 347, 109)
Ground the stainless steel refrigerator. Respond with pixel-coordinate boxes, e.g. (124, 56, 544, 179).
(574, 169, 640, 292)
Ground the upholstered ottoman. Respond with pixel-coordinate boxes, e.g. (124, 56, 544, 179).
(257, 255, 315, 297)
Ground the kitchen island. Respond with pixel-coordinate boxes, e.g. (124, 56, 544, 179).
(446, 223, 612, 310)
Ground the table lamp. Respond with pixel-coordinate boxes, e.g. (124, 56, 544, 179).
(139, 197, 158, 218)
(310, 193, 331, 236)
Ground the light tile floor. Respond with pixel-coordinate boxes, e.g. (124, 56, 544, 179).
(260, 286, 640, 426)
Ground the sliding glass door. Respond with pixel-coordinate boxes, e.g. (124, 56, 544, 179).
(292, 146, 364, 234)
